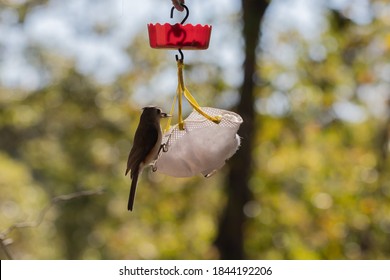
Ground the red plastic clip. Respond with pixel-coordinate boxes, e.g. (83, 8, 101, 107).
(148, 23, 212, 50)
(148, 4, 212, 50)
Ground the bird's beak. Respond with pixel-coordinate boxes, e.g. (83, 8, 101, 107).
(160, 112, 171, 118)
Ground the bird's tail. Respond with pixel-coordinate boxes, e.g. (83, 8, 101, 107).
(128, 170, 139, 211)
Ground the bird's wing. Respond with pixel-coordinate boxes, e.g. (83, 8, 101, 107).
(125, 125, 159, 177)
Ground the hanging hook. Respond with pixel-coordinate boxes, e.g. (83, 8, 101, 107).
(170, 4, 189, 24)
(175, 49, 184, 62)
(170, 4, 188, 62)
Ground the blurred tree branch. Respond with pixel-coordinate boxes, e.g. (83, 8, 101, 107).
(214, 0, 269, 259)
(0, 189, 104, 260)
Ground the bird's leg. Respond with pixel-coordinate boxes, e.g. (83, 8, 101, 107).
(152, 144, 166, 172)
(159, 133, 173, 154)
(162, 143, 169, 153)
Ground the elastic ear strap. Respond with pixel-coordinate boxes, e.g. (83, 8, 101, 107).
(177, 61, 221, 125)
(164, 90, 177, 133)
(183, 87, 221, 124)
(177, 62, 185, 130)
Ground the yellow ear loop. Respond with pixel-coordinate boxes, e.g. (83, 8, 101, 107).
(177, 61, 221, 129)
(164, 89, 177, 133)
(165, 60, 221, 132)
(164, 61, 184, 132)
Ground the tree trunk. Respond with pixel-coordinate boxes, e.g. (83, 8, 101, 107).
(214, 0, 269, 260)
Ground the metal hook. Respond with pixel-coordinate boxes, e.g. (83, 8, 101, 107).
(175, 49, 184, 62)
(170, 4, 189, 25)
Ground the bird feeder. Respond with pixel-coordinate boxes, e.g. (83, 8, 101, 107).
(147, 3, 242, 178)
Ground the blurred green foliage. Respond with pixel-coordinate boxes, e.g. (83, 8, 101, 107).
(1, 0, 390, 259)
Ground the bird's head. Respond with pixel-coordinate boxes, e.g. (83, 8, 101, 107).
(141, 106, 170, 121)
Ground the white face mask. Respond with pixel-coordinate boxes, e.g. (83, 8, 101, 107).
(153, 107, 242, 178)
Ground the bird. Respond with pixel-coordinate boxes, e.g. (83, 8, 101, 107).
(125, 106, 169, 211)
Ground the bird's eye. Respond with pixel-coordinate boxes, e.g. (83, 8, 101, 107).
(157, 108, 161, 114)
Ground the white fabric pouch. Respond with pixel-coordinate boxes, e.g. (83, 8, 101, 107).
(153, 107, 243, 177)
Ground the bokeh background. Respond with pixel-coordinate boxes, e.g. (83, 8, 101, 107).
(1, 0, 390, 259)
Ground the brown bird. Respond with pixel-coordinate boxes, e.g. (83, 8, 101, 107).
(125, 106, 169, 211)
